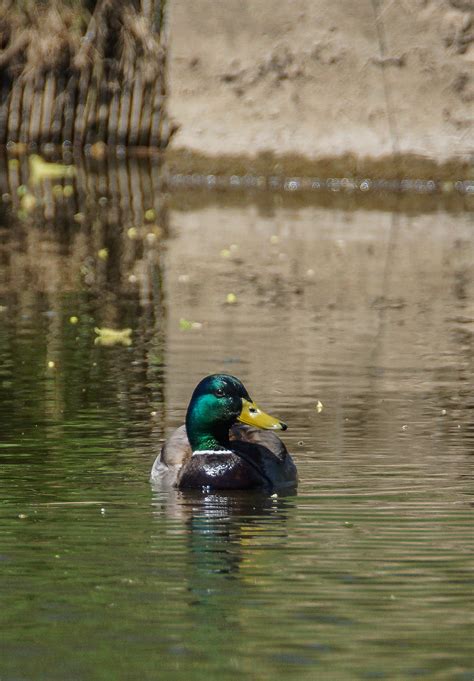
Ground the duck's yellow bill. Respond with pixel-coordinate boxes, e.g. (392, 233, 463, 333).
(238, 398, 287, 431)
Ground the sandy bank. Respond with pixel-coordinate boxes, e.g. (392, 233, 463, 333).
(167, 0, 474, 167)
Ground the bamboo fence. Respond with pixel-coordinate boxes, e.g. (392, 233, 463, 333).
(0, 0, 171, 150)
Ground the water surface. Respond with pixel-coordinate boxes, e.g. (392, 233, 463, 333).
(0, 159, 473, 680)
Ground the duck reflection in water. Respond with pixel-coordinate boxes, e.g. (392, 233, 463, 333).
(151, 487, 296, 580)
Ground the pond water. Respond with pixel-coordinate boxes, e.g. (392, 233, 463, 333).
(0, 158, 473, 681)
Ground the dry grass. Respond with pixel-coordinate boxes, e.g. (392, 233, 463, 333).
(0, 1, 163, 82)
(0, 0, 170, 147)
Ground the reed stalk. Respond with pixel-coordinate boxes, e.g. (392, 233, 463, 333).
(18, 79, 34, 144)
(7, 82, 22, 143)
(128, 68, 144, 147)
(62, 75, 77, 145)
(40, 73, 56, 146)
(29, 75, 45, 145)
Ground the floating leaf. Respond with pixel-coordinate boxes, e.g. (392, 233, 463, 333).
(29, 154, 76, 185)
(94, 327, 132, 347)
(179, 318, 202, 331)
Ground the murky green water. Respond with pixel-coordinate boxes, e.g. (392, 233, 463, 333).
(0, 158, 473, 680)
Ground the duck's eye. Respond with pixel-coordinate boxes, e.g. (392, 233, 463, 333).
(215, 388, 225, 397)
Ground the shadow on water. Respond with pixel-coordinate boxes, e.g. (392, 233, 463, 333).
(0, 152, 473, 681)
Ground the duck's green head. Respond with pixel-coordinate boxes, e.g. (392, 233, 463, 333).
(185, 374, 287, 451)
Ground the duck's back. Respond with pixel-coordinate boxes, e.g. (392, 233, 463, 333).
(230, 424, 298, 489)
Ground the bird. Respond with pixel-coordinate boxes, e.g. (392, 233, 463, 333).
(150, 374, 297, 491)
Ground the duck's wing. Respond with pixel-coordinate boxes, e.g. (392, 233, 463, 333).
(229, 423, 289, 463)
(150, 425, 192, 485)
(160, 425, 192, 466)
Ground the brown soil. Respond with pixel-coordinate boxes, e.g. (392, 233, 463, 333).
(167, 0, 474, 166)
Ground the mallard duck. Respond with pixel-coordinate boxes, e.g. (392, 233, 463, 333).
(150, 374, 297, 491)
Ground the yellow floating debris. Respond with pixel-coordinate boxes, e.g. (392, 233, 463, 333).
(127, 227, 138, 239)
(179, 318, 203, 331)
(20, 192, 37, 213)
(144, 208, 156, 222)
(97, 248, 108, 261)
(316, 400, 324, 413)
(270, 235, 279, 245)
(29, 154, 76, 185)
(69, 316, 79, 325)
(220, 249, 231, 259)
(47, 360, 55, 369)
(226, 293, 237, 304)
(94, 327, 132, 347)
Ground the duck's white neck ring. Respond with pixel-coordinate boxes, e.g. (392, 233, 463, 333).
(191, 449, 233, 456)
